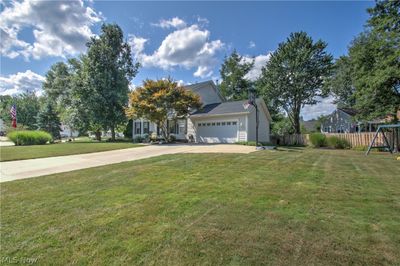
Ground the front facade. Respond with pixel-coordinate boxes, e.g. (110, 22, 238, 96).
(132, 80, 272, 143)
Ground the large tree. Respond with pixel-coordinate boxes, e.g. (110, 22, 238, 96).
(348, 0, 400, 120)
(258, 32, 333, 134)
(126, 79, 202, 141)
(219, 50, 254, 100)
(84, 23, 139, 140)
(36, 102, 62, 140)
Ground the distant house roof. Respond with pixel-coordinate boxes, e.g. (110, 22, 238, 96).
(301, 119, 317, 132)
(190, 99, 251, 117)
(338, 108, 358, 116)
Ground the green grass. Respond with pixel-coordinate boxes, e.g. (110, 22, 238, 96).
(1, 148, 399, 265)
(0, 141, 142, 161)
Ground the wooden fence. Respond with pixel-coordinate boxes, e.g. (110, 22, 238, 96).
(275, 132, 399, 148)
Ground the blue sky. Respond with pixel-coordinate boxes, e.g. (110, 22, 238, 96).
(0, 0, 373, 119)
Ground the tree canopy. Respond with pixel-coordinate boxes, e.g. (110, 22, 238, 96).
(126, 79, 202, 141)
(219, 50, 254, 100)
(258, 31, 333, 134)
(82, 23, 140, 140)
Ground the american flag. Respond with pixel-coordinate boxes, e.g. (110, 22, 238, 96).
(10, 104, 17, 128)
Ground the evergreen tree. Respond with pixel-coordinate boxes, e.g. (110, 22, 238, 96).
(36, 102, 62, 140)
(219, 50, 254, 100)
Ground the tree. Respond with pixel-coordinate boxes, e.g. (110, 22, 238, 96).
(325, 56, 356, 108)
(43, 62, 72, 106)
(346, 0, 400, 120)
(36, 102, 62, 140)
(219, 50, 254, 100)
(126, 79, 202, 141)
(84, 23, 139, 140)
(0, 93, 41, 130)
(258, 32, 333, 134)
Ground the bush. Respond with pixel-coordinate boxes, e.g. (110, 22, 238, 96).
(168, 135, 176, 142)
(309, 133, 327, 147)
(327, 136, 350, 149)
(8, 130, 52, 146)
(133, 136, 143, 143)
(235, 141, 272, 146)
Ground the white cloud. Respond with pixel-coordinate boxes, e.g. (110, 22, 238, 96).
(243, 53, 271, 81)
(152, 17, 187, 29)
(0, 70, 45, 95)
(130, 24, 224, 78)
(301, 95, 336, 120)
(248, 41, 256, 48)
(0, 0, 102, 59)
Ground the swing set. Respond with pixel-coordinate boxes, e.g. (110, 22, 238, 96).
(366, 124, 400, 155)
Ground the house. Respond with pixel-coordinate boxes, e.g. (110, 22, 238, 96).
(321, 108, 359, 133)
(321, 108, 400, 134)
(132, 80, 272, 143)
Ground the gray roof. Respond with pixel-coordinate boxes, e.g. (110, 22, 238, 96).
(190, 100, 252, 117)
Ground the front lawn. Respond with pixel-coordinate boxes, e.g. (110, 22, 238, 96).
(1, 149, 399, 265)
(0, 141, 142, 162)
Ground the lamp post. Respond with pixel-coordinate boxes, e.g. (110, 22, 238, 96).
(248, 86, 260, 149)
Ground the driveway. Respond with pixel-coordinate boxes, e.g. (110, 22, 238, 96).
(0, 144, 255, 183)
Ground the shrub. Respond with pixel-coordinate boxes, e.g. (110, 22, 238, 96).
(168, 135, 176, 142)
(327, 136, 350, 149)
(235, 141, 273, 146)
(8, 130, 52, 146)
(309, 133, 327, 147)
(133, 136, 143, 143)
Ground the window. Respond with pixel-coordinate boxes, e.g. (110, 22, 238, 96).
(232, 121, 237, 125)
(202, 123, 206, 126)
(227, 122, 231, 125)
(168, 120, 179, 134)
(212, 122, 215, 126)
(216, 122, 220, 126)
(222, 122, 226, 126)
(198, 123, 202, 127)
(207, 123, 211, 126)
(134, 122, 141, 135)
(143, 122, 149, 134)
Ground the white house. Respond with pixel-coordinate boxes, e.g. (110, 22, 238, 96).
(132, 80, 272, 143)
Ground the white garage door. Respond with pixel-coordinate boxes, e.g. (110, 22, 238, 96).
(197, 120, 238, 143)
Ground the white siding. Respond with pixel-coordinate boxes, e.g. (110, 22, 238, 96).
(187, 83, 222, 106)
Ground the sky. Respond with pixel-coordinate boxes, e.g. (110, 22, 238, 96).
(0, 0, 374, 120)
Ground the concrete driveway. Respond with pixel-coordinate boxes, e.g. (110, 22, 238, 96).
(0, 144, 255, 183)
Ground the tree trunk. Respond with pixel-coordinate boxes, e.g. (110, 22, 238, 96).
(111, 126, 116, 141)
(292, 107, 301, 134)
(95, 130, 101, 141)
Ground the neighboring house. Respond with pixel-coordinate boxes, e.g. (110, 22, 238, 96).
(132, 80, 272, 143)
(60, 124, 79, 138)
(321, 108, 400, 134)
(321, 108, 359, 133)
(301, 118, 318, 133)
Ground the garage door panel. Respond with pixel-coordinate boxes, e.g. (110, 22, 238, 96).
(197, 120, 238, 143)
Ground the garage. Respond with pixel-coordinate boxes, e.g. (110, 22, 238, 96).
(196, 120, 238, 143)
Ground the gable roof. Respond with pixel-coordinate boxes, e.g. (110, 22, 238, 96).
(338, 108, 358, 116)
(190, 100, 250, 117)
(184, 80, 225, 102)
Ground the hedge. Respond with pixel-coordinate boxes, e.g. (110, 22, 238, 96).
(8, 130, 52, 146)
